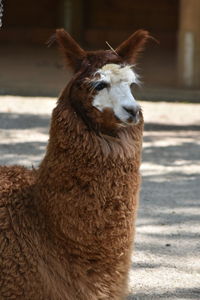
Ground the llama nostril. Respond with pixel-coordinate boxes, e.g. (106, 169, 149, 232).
(123, 106, 140, 117)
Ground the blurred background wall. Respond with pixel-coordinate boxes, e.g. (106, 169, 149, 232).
(0, 0, 200, 100)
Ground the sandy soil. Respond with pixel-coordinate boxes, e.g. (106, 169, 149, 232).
(0, 96, 200, 299)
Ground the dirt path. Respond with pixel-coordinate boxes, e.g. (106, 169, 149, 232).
(0, 96, 200, 299)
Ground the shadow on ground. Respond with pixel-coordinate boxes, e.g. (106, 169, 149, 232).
(0, 112, 50, 166)
(144, 123, 200, 131)
(0, 112, 50, 129)
(128, 287, 200, 299)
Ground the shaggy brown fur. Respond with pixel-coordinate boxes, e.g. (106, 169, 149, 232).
(0, 29, 149, 299)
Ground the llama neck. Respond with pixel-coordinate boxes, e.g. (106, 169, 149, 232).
(37, 103, 143, 253)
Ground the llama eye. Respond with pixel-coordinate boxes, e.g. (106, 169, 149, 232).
(130, 82, 136, 87)
(130, 82, 137, 89)
(93, 81, 108, 91)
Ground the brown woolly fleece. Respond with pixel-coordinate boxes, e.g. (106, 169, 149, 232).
(0, 29, 149, 300)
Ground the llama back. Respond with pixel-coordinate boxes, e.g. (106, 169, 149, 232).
(0, 166, 44, 299)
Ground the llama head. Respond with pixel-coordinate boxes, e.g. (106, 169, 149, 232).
(55, 29, 149, 135)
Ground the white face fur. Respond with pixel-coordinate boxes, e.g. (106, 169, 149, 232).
(92, 64, 141, 124)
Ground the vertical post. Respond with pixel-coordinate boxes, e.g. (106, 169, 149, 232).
(63, 0, 72, 32)
(178, 0, 200, 88)
(60, 0, 83, 43)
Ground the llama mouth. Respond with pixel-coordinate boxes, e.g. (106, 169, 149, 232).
(115, 111, 140, 127)
(117, 110, 140, 126)
(126, 110, 140, 124)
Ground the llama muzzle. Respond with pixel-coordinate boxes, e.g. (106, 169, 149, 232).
(122, 104, 141, 124)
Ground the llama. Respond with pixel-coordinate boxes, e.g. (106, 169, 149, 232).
(0, 29, 149, 300)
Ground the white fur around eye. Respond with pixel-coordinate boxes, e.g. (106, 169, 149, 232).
(93, 88, 112, 111)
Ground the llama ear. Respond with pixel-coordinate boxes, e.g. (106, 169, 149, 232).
(115, 30, 150, 64)
(55, 29, 86, 71)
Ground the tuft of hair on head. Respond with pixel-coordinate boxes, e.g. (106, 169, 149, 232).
(115, 29, 152, 64)
(105, 41, 119, 56)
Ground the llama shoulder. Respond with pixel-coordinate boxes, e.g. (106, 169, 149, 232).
(0, 165, 36, 234)
(0, 165, 34, 187)
(0, 165, 36, 256)
(0, 165, 36, 246)
(0, 165, 34, 203)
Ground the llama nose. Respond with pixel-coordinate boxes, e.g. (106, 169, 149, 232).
(122, 105, 141, 122)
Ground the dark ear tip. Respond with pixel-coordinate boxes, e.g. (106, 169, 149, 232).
(56, 28, 64, 33)
(134, 29, 158, 44)
(133, 29, 150, 39)
(56, 28, 69, 40)
(136, 29, 149, 34)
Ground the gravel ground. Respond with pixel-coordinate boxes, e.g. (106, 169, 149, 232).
(0, 96, 200, 299)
